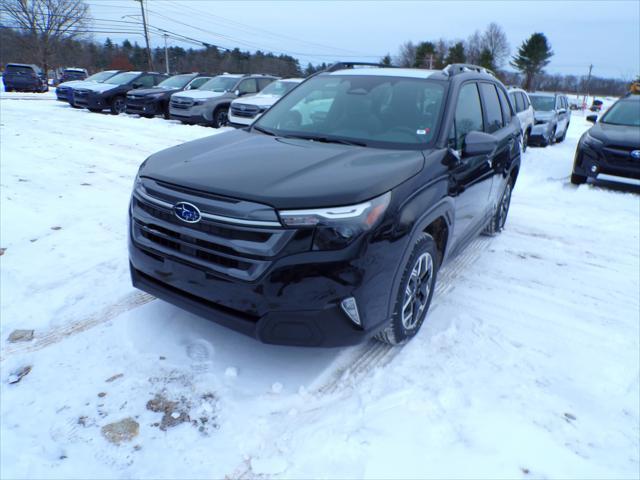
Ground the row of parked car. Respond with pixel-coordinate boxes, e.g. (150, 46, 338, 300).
(49, 69, 303, 128)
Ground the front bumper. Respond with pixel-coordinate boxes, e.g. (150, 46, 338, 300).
(55, 88, 70, 101)
(169, 103, 209, 124)
(73, 91, 107, 110)
(573, 145, 640, 180)
(126, 97, 161, 116)
(529, 123, 554, 144)
(127, 185, 401, 346)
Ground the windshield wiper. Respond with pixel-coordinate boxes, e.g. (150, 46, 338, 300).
(253, 125, 277, 136)
(284, 134, 367, 147)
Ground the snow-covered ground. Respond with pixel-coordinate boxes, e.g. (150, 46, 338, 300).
(1, 94, 638, 479)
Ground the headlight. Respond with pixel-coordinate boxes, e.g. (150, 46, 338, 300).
(193, 99, 207, 106)
(258, 105, 270, 113)
(279, 192, 391, 250)
(582, 132, 603, 149)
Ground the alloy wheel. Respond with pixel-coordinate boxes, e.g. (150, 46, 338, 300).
(401, 252, 434, 330)
(114, 98, 126, 114)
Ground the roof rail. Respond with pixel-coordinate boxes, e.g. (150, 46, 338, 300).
(323, 62, 394, 73)
(443, 63, 495, 77)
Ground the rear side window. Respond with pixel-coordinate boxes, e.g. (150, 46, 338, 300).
(452, 83, 484, 150)
(521, 93, 530, 109)
(6, 65, 34, 74)
(496, 87, 512, 124)
(515, 93, 525, 112)
(508, 92, 518, 112)
(479, 83, 503, 133)
(137, 75, 156, 88)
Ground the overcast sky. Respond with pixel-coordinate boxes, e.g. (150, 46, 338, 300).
(88, 0, 640, 79)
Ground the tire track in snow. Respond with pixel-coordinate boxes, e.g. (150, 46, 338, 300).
(228, 236, 493, 479)
(1, 291, 155, 360)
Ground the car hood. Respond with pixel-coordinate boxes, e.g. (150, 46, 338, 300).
(57, 80, 92, 89)
(128, 87, 176, 97)
(534, 111, 555, 122)
(78, 82, 120, 93)
(589, 122, 640, 148)
(232, 94, 280, 108)
(173, 90, 226, 100)
(141, 129, 425, 209)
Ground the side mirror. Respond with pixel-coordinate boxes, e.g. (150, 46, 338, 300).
(586, 114, 597, 123)
(184, 85, 191, 90)
(132, 82, 143, 89)
(558, 108, 567, 114)
(462, 131, 498, 157)
(234, 89, 241, 96)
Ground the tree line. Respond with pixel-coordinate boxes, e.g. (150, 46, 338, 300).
(0, 0, 634, 96)
(386, 24, 633, 97)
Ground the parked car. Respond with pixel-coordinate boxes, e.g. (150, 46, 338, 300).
(528, 92, 571, 146)
(169, 73, 278, 127)
(55, 70, 122, 103)
(508, 87, 534, 152)
(590, 99, 604, 112)
(2, 63, 48, 92)
(72, 71, 168, 114)
(60, 68, 88, 83)
(571, 93, 640, 184)
(125, 73, 213, 119)
(228, 78, 303, 127)
(129, 63, 521, 347)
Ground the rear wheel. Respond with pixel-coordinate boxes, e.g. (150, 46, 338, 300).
(211, 107, 228, 128)
(376, 233, 439, 345)
(484, 179, 513, 236)
(522, 130, 529, 153)
(110, 96, 126, 115)
(570, 172, 587, 185)
(163, 102, 171, 120)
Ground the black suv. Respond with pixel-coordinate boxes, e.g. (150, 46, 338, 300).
(125, 73, 213, 119)
(72, 71, 167, 114)
(571, 93, 640, 184)
(129, 63, 521, 347)
(2, 63, 48, 92)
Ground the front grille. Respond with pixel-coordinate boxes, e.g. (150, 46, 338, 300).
(230, 104, 260, 118)
(73, 89, 90, 106)
(170, 98, 193, 109)
(603, 145, 640, 166)
(130, 180, 295, 281)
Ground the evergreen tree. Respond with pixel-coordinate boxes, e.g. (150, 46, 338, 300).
(510, 33, 553, 90)
(445, 42, 466, 65)
(381, 54, 392, 66)
(478, 47, 495, 71)
(414, 41, 436, 68)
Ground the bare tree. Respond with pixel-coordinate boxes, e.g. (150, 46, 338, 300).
(482, 22, 509, 68)
(395, 41, 416, 68)
(2, 0, 91, 75)
(465, 30, 483, 65)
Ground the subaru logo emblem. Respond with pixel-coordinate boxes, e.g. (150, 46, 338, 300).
(240, 105, 246, 111)
(173, 202, 201, 223)
(631, 150, 640, 160)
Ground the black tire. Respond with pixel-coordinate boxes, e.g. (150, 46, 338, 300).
(163, 102, 171, 120)
(211, 106, 229, 128)
(110, 95, 126, 115)
(549, 127, 557, 145)
(557, 123, 569, 143)
(88, 108, 102, 113)
(522, 130, 529, 153)
(376, 233, 439, 345)
(570, 172, 587, 185)
(483, 178, 513, 236)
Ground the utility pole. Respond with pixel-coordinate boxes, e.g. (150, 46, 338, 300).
(583, 63, 593, 108)
(136, 0, 154, 71)
(163, 34, 170, 74)
(428, 54, 433, 70)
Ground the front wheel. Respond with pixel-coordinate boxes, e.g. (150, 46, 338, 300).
(211, 107, 228, 128)
(110, 96, 126, 115)
(376, 233, 439, 345)
(522, 130, 529, 153)
(484, 179, 513, 236)
(570, 172, 587, 185)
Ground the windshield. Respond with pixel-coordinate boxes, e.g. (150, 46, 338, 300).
(601, 99, 640, 127)
(529, 95, 555, 111)
(104, 72, 139, 85)
(158, 74, 194, 89)
(86, 71, 117, 83)
(6, 65, 35, 74)
(260, 80, 300, 97)
(254, 75, 446, 149)
(200, 76, 239, 92)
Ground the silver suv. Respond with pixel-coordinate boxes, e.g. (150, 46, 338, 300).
(169, 73, 278, 127)
(528, 92, 572, 146)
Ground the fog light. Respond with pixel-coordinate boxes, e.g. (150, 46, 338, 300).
(340, 297, 361, 326)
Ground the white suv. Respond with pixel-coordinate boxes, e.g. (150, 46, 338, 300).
(228, 78, 303, 127)
(508, 87, 534, 152)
